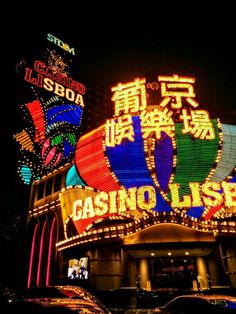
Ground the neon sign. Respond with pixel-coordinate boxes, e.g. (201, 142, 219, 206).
(47, 33, 75, 55)
(70, 181, 235, 224)
(14, 35, 85, 184)
(106, 74, 215, 147)
(62, 74, 236, 237)
(24, 60, 85, 106)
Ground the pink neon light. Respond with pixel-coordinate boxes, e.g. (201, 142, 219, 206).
(46, 217, 56, 286)
(44, 147, 57, 166)
(36, 221, 46, 286)
(27, 223, 39, 288)
(52, 152, 62, 167)
(42, 138, 50, 157)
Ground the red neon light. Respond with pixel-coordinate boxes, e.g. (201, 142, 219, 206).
(26, 100, 45, 143)
(73, 214, 116, 234)
(204, 204, 223, 220)
(27, 223, 39, 288)
(36, 221, 46, 286)
(46, 217, 56, 286)
(75, 126, 120, 192)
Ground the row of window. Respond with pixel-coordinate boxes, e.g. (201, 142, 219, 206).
(36, 172, 64, 200)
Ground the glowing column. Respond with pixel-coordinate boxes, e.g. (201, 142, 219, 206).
(139, 258, 149, 290)
(196, 257, 208, 290)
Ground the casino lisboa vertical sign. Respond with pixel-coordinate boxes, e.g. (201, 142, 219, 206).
(14, 33, 85, 185)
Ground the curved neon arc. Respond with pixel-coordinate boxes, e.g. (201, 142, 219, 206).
(65, 164, 86, 187)
(46, 104, 83, 126)
(154, 133, 173, 192)
(106, 116, 172, 212)
(210, 123, 236, 182)
(75, 126, 120, 192)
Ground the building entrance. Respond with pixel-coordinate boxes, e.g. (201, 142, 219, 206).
(149, 257, 196, 290)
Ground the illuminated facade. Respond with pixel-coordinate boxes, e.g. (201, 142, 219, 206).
(25, 75, 236, 291)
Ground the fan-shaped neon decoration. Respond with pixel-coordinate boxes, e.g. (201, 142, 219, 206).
(173, 121, 219, 198)
(26, 100, 46, 143)
(154, 132, 173, 192)
(75, 126, 120, 192)
(210, 123, 236, 182)
(71, 117, 235, 221)
(20, 164, 32, 185)
(15, 97, 84, 183)
(65, 164, 85, 187)
(46, 104, 83, 127)
(106, 116, 172, 212)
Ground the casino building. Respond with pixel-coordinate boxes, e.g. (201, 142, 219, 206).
(22, 75, 236, 291)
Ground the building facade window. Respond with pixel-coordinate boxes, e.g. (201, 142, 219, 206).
(45, 177, 53, 196)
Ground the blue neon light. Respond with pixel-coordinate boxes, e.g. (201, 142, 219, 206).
(106, 116, 172, 212)
(46, 104, 83, 126)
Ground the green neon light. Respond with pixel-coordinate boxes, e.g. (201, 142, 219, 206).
(171, 119, 219, 198)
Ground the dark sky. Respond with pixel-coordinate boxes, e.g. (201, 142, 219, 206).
(2, 11, 236, 236)
(6, 20, 236, 118)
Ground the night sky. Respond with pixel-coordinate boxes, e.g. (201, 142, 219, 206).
(1, 8, 236, 286)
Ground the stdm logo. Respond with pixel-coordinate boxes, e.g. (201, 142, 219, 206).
(47, 33, 75, 55)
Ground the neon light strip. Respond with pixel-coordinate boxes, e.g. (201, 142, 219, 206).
(179, 122, 236, 220)
(204, 205, 222, 220)
(27, 223, 39, 288)
(62, 140, 74, 158)
(65, 164, 85, 187)
(55, 215, 236, 250)
(14, 129, 34, 152)
(36, 221, 46, 286)
(106, 116, 153, 188)
(183, 120, 220, 218)
(46, 104, 83, 126)
(154, 133, 173, 192)
(75, 125, 120, 192)
(210, 123, 236, 182)
(26, 100, 45, 143)
(174, 120, 219, 198)
(186, 206, 204, 219)
(106, 116, 172, 212)
(46, 217, 56, 286)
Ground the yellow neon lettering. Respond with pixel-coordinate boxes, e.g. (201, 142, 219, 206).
(137, 185, 156, 209)
(118, 187, 137, 213)
(65, 88, 75, 101)
(73, 199, 83, 221)
(189, 182, 203, 206)
(169, 183, 191, 207)
(82, 197, 95, 219)
(54, 82, 65, 97)
(43, 77, 54, 92)
(222, 182, 236, 206)
(109, 190, 118, 213)
(94, 192, 109, 216)
(202, 182, 223, 207)
(74, 93, 84, 107)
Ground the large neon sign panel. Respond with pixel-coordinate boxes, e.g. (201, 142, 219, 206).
(59, 75, 236, 241)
